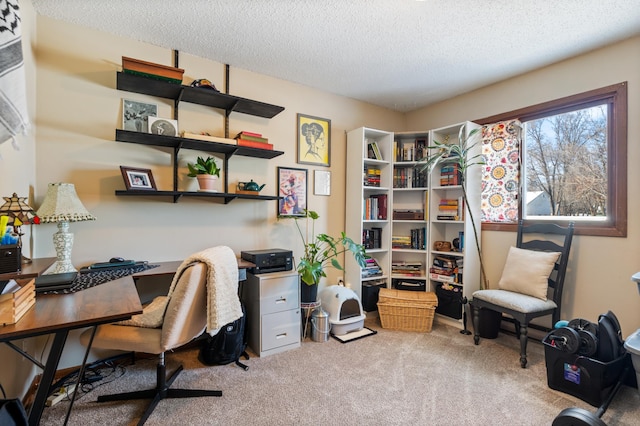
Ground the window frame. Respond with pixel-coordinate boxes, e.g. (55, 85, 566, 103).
(475, 82, 627, 237)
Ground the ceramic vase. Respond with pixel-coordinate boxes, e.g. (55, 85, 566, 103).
(196, 175, 218, 192)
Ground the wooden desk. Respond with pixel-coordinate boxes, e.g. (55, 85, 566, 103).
(0, 271, 143, 426)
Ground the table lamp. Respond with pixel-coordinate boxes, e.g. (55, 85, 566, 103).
(0, 192, 40, 263)
(36, 183, 96, 274)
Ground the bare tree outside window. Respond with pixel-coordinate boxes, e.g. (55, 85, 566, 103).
(524, 106, 607, 219)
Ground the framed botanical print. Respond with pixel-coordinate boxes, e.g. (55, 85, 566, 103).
(297, 113, 330, 166)
(122, 99, 157, 132)
(277, 166, 307, 217)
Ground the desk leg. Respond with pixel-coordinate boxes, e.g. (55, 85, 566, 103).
(63, 325, 97, 425)
(29, 331, 68, 426)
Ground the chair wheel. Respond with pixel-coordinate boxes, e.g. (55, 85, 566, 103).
(552, 407, 606, 426)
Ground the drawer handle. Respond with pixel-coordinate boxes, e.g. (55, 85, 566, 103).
(276, 332, 287, 339)
(275, 297, 287, 304)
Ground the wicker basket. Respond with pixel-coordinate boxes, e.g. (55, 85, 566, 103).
(377, 288, 437, 332)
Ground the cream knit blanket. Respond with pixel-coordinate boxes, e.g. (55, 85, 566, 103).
(167, 246, 242, 335)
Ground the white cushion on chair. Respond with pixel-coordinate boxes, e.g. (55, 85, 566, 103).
(116, 296, 170, 328)
(473, 289, 557, 313)
(498, 246, 560, 300)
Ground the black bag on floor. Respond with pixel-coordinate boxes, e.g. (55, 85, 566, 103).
(199, 303, 249, 370)
(0, 399, 28, 426)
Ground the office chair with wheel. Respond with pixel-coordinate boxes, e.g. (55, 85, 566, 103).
(472, 220, 575, 368)
(80, 261, 223, 425)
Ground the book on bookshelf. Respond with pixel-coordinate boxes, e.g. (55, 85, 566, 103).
(182, 132, 236, 145)
(235, 132, 269, 143)
(236, 130, 263, 138)
(236, 139, 274, 150)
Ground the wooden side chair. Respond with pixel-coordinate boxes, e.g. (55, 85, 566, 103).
(471, 221, 575, 368)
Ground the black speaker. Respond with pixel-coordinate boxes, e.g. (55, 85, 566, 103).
(0, 245, 21, 274)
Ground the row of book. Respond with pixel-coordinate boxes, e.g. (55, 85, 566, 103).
(391, 227, 426, 250)
(393, 167, 428, 189)
(437, 197, 464, 221)
(364, 165, 381, 187)
(440, 163, 462, 186)
(362, 227, 383, 249)
(366, 140, 383, 160)
(362, 257, 383, 278)
(429, 255, 463, 284)
(394, 138, 427, 162)
(391, 261, 423, 277)
(363, 194, 388, 220)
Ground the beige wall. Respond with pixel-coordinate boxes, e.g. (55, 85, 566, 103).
(406, 35, 640, 336)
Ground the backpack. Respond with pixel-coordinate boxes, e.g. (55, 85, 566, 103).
(199, 303, 249, 370)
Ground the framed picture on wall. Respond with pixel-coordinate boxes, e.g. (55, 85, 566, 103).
(120, 166, 157, 191)
(297, 113, 330, 167)
(314, 170, 331, 196)
(122, 99, 157, 132)
(277, 166, 307, 217)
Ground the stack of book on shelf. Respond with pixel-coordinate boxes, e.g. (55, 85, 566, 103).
(393, 138, 427, 162)
(0, 279, 35, 325)
(362, 257, 383, 278)
(181, 131, 236, 145)
(437, 198, 464, 220)
(363, 194, 387, 220)
(429, 256, 462, 284)
(366, 140, 383, 160)
(122, 56, 185, 84)
(392, 261, 423, 277)
(440, 163, 462, 186)
(393, 209, 424, 220)
(362, 227, 382, 249)
(363, 165, 381, 187)
(235, 131, 274, 150)
(392, 227, 426, 250)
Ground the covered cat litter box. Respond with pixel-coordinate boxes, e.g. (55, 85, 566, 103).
(320, 285, 366, 335)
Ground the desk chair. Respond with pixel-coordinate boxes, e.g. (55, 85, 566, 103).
(80, 262, 221, 425)
(471, 221, 574, 368)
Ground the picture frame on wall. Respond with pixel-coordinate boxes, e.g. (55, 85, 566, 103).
(314, 170, 331, 196)
(120, 166, 157, 191)
(122, 99, 157, 132)
(277, 166, 307, 217)
(148, 117, 178, 137)
(297, 113, 330, 167)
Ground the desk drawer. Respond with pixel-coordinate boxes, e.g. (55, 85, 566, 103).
(261, 309, 300, 351)
(259, 276, 299, 315)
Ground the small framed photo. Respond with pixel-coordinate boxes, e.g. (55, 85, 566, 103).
(314, 170, 331, 196)
(120, 166, 157, 191)
(278, 167, 307, 217)
(297, 113, 330, 167)
(122, 99, 157, 132)
(148, 117, 178, 137)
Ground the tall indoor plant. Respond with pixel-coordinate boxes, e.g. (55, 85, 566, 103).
(419, 125, 488, 290)
(294, 209, 368, 302)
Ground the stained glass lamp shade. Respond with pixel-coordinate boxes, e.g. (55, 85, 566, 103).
(0, 192, 40, 262)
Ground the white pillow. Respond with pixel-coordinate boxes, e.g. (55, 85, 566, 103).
(498, 246, 561, 300)
(116, 296, 169, 328)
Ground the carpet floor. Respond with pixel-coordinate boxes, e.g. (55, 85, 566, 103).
(39, 317, 640, 425)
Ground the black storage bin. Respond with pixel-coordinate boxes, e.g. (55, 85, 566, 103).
(543, 332, 630, 407)
(362, 280, 386, 312)
(435, 284, 462, 319)
(393, 278, 426, 291)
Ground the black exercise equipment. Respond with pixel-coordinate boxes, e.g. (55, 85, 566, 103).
(552, 366, 630, 426)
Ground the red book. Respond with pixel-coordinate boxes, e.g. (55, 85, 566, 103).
(236, 139, 274, 150)
(236, 131, 262, 138)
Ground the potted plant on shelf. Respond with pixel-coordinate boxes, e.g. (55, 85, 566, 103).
(187, 156, 220, 192)
(293, 209, 368, 303)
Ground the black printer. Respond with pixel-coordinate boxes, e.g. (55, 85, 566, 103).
(241, 248, 293, 274)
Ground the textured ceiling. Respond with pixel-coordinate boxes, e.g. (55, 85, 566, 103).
(31, 0, 640, 112)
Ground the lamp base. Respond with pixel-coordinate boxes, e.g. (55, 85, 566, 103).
(49, 259, 77, 274)
(47, 221, 78, 274)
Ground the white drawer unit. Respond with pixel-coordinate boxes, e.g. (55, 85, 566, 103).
(242, 270, 300, 357)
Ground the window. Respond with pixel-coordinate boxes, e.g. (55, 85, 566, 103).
(477, 82, 627, 237)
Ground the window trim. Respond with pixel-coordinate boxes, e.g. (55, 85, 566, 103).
(475, 82, 627, 237)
